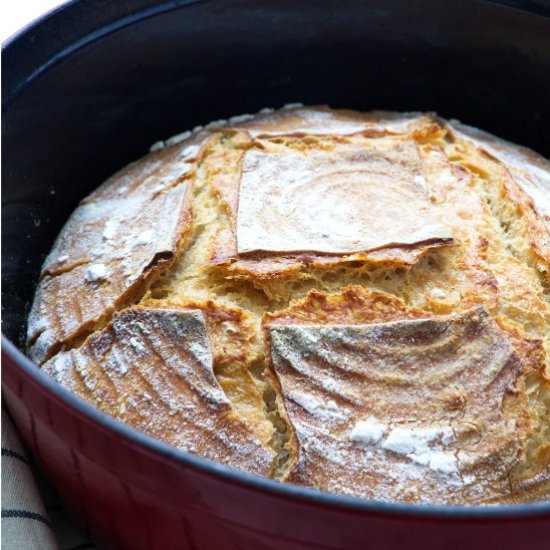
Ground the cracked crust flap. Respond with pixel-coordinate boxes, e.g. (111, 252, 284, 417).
(209, 137, 454, 284)
(447, 120, 550, 270)
(42, 307, 273, 475)
(237, 142, 452, 255)
(26, 134, 216, 365)
(141, 296, 274, 450)
(447, 119, 550, 223)
(264, 292, 530, 504)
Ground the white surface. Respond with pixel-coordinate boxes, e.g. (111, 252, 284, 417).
(1, 1, 67, 43)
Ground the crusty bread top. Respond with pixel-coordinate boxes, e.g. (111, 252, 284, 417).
(209, 137, 455, 284)
(29, 105, 550, 504)
(237, 141, 453, 255)
(448, 119, 550, 221)
(43, 306, 273, 475)
(264, 292, 529, 503)
(27, 131, 217, 365)
(229, 106, 432, 137)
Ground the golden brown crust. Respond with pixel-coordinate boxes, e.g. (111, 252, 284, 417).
(42, 306, 273, 474)
(447, 120, 550, 222)
(264, 285, 432, 326)
(231, 105, 433, 138)
(27, 134, 216, 365)
(28, 106, 550, 503)
(211, 228, 443, 282)
(447, 120, 550, 276)
(142, 296, 273, 449)
(511, 445, 550, 503)
(414, 145, 502, 312)
(264, 305, 530, 503)
(208, 135, 454, 288)
(499, 168, 550, 269)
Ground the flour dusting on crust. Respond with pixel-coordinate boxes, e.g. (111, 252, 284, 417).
(28, 106, 550, 504)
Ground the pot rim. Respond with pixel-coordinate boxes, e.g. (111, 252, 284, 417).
(3, 0, 549, 521)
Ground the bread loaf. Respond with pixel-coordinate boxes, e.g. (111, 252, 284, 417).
(28, 105, 550, 504)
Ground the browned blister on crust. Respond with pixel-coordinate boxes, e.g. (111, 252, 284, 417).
(42, 307, 273, 475)
(27, 134, 215, 365)
(264, 285, 433, 326)
(264, 304, 530, 504)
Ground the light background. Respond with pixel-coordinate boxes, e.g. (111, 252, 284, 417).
(1, 1, 67, 43)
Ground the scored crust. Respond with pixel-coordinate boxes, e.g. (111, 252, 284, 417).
(445, 120, 550, 281)
(27, 132, 214, 365)
(208, 132, 455, 290)
(140, 296, 274, 449)
(42, 306, 273, 475)
(263, 287, 544, 503)
(27, 105, 550, 503)
(447, 119, 550, 223)
(236, 142, 452, 255)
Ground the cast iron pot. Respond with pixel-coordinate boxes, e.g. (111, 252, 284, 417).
(3, 1, 550, 548)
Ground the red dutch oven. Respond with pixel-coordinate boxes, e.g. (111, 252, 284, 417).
(3, 1, 550, 548)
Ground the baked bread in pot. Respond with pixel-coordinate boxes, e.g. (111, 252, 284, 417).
(27, 105, 550, 505)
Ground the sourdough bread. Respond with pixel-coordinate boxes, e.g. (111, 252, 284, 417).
(29, 106, 550, 503)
